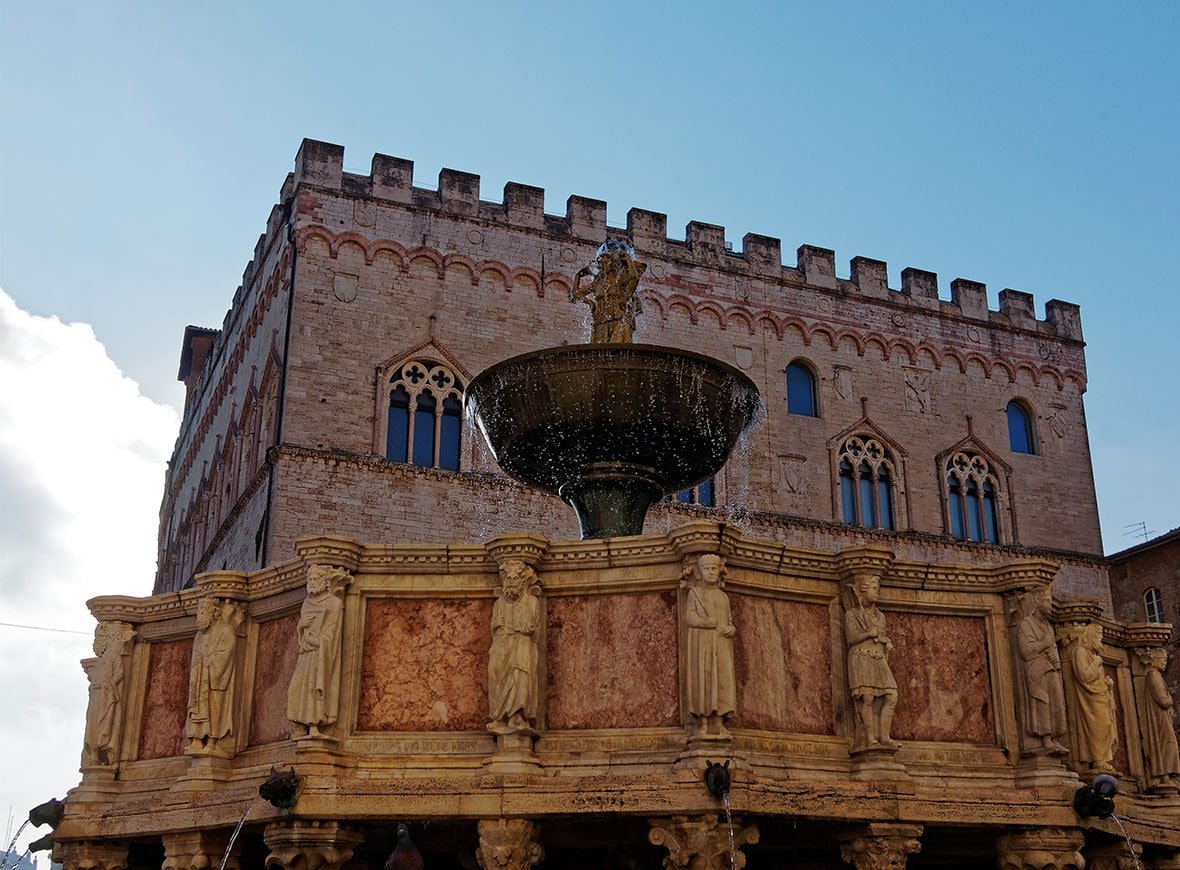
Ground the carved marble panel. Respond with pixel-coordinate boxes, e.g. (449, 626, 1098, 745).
(138, 638, 193, 760)
(729, 594, 834, 734)
(547, 591, 678, 729)
(887, 612, 994, 744)
(250, 613, 299, 745)
(358, 599, 492, 731)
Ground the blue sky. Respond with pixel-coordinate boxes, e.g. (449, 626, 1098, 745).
(0, 0, 1177, 847)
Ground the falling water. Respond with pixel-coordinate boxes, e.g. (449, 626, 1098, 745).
(721, 791, 736, 870)
(0, 847, 30, 870)
(219, 796, 261, 870)
(0, 820, 30, 870)
(1109, 813, 1144, 870)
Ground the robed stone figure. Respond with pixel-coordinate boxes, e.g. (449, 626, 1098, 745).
(83, 621, 135, 766)
(186, 597, 242, 755)
(1138, 647, 1180, 791)
(1013, 586, 1068, 756)
(683, 554, 736, 737)
(488, 559, 542, 733)
(288, 565, 349, 738)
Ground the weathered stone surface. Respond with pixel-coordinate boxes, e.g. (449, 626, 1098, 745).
(888, 612, 994, 743)
(138, 638, 192, 759)
(358, 598, 491, 731)
(250, 613, 299, 745)
(730, 594, 834, 734)
(547, 591, 678, 729)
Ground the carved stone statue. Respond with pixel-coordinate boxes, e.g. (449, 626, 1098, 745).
(288, 565, 350, 738)
(845, 572, 899, 751)
(488, 559, 542, 733)
(570, 240, 647, 343)
(82, 621, 135, 766)
(1138, 647, 1180, 790)
(1013, 586, 1069, 756)
(682, 553, 737, 737)
(1063, 623, 1117, 773)
(186, 597, 243, 755)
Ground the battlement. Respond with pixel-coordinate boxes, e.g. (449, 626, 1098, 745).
(290, 139, 1083, 342)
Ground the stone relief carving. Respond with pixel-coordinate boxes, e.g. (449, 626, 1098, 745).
(52, 840, 129, 870)
(903, 368, 930, 414)
(288, 565, 350, 739)
(682, 554, 737, 738)
(476, 818, 544, 870)
(833, 365, 853, 401)
(162, 831, 237, 870)
(263, 820, 363, 870)
(1010, 587, 1068, 756)
(1046, 410, 1070, 439)
(186, 596, 244, 756)
(1058, 622, 1118, 774)
(839, 823, 923, 870)
(82, 621, 135, 767)
(996, 828, 1084, 870)
(1136, 647, 1180, 791)
(778, 454, 807, 494)
(648, 814, 759, 870)
(844, 572, 899, 752)
(487, 559, 542, 734)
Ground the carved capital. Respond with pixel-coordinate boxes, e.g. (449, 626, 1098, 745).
(839, 823, 922, 869)
(51, 840, 129, 870)
(1086, 840, 1144, 870)
(263, 820, 363, 870)
(1052, 598, 1105, 627)
(194, 570, 250, 601)
(295, 535, 364, 572)
(997, 828, 1085, 870)
(648, 814, 759, 869)
(485, 533, 549, 568)
(836, 546, 895, 582)
(475, 818, 544, 869)
(162, 830, 237, 870)
(666, 521, 727, 558)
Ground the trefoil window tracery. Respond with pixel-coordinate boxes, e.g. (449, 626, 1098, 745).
(837, 436, 895, 530)
(386, 359, 464, 471)
(946, 451, 1000, 543)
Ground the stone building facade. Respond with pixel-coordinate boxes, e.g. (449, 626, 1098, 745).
(157, 139, 1105, 604)
(1111, 528, 1180, 710)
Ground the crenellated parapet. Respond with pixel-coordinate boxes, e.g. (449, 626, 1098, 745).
(288, 138, 1085, 343)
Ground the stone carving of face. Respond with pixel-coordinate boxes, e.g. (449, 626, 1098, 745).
(196, 598, 218, 631)
(307, 566, 331, 596)
(855, 574, 880, 606)
(1034, 586, 1053, 617)
(93, 631, 110, 658)
(501, 560, 530, 600)
(698, 555, 723, 587)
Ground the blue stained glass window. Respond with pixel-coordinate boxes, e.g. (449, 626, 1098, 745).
(412, 392, 437, 467)
(439, 395, 462, 471)
(1007, 401, 1035, 454)
(840, 459, 857, 524)
(949, 476, 966, 540)
(697, 477, 715, 507)
(858, 462, 875, 526)
(786, 362, 818, 417)
(877, 469, 894, 531)
(983, 479, 999, 543)
(386, 386, 410, 462)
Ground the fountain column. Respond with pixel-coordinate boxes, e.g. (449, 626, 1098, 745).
(263, 820, 363, 870)
(475, 819, 544, 870)
(162, 830, 238, 870)
(996, 828, 1085, 870)
(647, 814, 759, 870)
(838, 823, 922, 869)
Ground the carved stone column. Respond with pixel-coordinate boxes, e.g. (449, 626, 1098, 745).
(997, 828, 1085, 870)
(1086, 839, 1144, 870)
(475, 818, 544, 869)
(838, 823, 922, 869)
(51, 840, 129, 870)
(263, 820, 363, 870)
(1147, 850, 1180, 869)
(648, 814, 759, 869)
(162, 830, 238, 870)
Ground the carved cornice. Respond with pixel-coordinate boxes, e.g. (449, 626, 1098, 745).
(295, 535, 364, 572)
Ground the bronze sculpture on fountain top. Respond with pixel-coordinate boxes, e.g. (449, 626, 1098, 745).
(466, 241, 761, 539)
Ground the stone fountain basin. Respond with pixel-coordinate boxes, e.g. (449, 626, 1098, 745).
(466, 344, 761, 498)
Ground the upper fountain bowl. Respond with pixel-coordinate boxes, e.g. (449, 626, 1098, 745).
(466, 344, 761, 539)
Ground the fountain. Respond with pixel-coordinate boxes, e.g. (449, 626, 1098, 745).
(466, 241, 761, 538)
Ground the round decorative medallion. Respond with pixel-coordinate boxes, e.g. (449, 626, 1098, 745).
(891, 312, 906, 327)
(467, 229, 484, 245)
(560, 247, 577, 263)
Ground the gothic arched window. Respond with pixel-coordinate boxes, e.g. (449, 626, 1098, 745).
(1007, 400, 1036, 454)
(670, 477, 715, 507)
(385, 360, 464, 471)
(786, 361, 818, 417)
(1145, 587, 1165, 624)
(946, 452, 1000, 543)
(838, 436, 895, 530)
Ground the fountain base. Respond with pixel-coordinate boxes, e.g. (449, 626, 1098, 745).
(558, 462, 665, 538)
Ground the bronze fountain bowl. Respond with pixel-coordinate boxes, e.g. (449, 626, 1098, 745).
(466, 344, 761, 539)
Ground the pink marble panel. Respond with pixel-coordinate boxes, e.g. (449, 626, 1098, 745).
(138, 638, 192, 760)
(547, 591, 679, 730)
(730, 595, 834, 734)
(888, 612, 995, 744)
(250, 613, 299, 745)
(358, 598, 492, 731)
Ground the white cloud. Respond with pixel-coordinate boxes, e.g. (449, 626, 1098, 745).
(0, 288, 178, 855)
